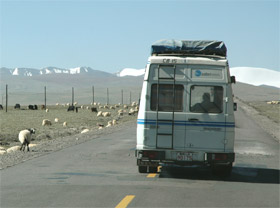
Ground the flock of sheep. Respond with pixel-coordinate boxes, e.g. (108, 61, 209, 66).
(0, 101, 139, 155)
(266, 100, 280, 105)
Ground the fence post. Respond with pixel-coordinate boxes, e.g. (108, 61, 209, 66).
(6, 84, 8, 112)
(121, 89, 123, 105)
(107, 88, 109, 105)
(92, 86, 94, 104)
(72, 87, 74, 106)
(44, 86, 46, 109)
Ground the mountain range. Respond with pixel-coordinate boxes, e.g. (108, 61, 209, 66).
(0, 66, 279, 105)
(1, 66, 279, 88)
(0, 67, 114, 77)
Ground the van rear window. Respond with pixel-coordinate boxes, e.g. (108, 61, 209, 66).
(151, 84, 184, 112)
(190, 86, 223, 113)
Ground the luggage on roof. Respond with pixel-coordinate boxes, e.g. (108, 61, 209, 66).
(151, 39, 227, 57)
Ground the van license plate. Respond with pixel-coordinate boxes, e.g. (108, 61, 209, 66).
(177, 152, 193, 161)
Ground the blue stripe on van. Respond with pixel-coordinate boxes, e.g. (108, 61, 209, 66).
(137, 119, 235, 128)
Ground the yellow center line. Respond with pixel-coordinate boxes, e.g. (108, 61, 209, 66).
(115, 195, 135, 208)
(146, 166, 162, 178)
(147, 173, 157, 178)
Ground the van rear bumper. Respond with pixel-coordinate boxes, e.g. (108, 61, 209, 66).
(136, 150, 235, 167)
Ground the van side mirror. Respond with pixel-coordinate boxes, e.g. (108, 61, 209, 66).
(233, 102, 237, 111)
(231, 76, 236, 84)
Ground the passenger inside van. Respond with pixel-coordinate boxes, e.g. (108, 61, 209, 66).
(191, 92, 222, 113)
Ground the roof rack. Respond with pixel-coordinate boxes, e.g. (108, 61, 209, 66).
(151, 40, 227, 57)
(152, 53, 226, 59)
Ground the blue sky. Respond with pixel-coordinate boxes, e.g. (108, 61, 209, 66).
(0, 0, 279, 72)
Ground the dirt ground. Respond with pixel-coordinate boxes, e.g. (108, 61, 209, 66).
(0, 104, 136, 148)
(0, 99, 279, 170)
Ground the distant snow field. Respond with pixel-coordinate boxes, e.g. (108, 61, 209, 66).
(2, 66, 279, 88)
(117, 68, 145, 77)
(118, 66, 280, 88)
(230, 67, 280, 88)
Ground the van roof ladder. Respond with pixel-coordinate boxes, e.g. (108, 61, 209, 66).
(156, 64, 176, 149)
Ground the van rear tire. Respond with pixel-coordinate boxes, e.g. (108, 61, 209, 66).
(138, 166, 148, 173)
(149, 166, 158, 173)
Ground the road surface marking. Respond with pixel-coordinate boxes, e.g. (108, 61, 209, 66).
(115, 195, 135, 208)
(147, 173, 157, 178)
(146, 166, 162, 178)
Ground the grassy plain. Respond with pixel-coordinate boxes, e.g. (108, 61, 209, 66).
(0, 105, 136, 147)
(246, 101, 280, 124)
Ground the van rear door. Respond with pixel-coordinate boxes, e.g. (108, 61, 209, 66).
(185, 85, 228, 151)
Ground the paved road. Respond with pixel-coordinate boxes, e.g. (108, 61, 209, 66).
(1, 105, 279, 208)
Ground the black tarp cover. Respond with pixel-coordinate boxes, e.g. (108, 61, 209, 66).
(151, 39, 227, 57)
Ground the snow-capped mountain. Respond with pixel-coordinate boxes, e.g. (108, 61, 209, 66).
(230, 67, 280, 88)
(1, 66, 279, 89)
(12, 68, 41, 76)
(0, 67, 113, 77)
(118, 67, 280, 88)
(116, 68, 145, 77)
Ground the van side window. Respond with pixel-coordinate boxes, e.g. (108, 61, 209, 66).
(190, 86, 223, 113)
(151, 84, 184, 112)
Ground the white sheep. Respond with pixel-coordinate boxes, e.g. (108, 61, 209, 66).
(0, 146, 6, 155)
(97, 111, 103, 117)
(54, 118, 59, 123)
(81, 129, 89, 134)
(102, 112, 111, 117)
(42, 119, 52, 126)
(29, 144, 37, 148)
(63, 122, 67, 127)
(106, 121, 112, 127)
(18, 128, 35, 152)
(128, 108, 136, 115)
(7, 146, 21, 153)
(0, 150, 6, 155)
(131, 101, 137, 107)
(112, 120, 117, 125)
(45, 109, 49, 113)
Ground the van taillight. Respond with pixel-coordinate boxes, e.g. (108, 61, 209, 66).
(212, 153, 227, 161)
(143, 151, 158, 159)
